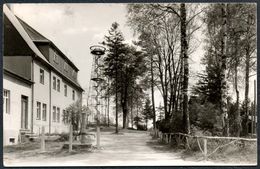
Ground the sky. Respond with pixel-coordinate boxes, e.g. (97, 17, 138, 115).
(11, 3, 256, 106)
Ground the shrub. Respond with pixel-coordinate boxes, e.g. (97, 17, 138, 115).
(189, 101, 221, 132)
(55, 132, 69, 142)
(136, 124, 146, 130)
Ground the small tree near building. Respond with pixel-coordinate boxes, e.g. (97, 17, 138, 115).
(63, 100, 82, 132)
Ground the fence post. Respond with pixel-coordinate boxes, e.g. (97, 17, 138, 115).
(40, 126, 45, 152)
(69, 123, 73, 152)
(203, 138, 207, 161)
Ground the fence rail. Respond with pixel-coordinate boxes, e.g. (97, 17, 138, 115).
(150, 129, 257, 161)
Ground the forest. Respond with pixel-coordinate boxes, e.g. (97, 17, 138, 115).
(89, 3, 256, 138)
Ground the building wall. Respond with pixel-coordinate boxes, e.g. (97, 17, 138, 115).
(31, 61, 83, 135)
(32, 60, 50, 134)
(3, 74, 32, 145)
(50, 71, 82, 133)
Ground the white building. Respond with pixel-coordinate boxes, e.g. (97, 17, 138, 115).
(3, 5, 84, 145)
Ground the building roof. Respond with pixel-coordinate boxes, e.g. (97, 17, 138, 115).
(16, 17, 51, 43)
(4, 69, 34, 85)
(3, 5, 49, 64)
(16, 16, 79, 71)
(3, 5, 84, 92)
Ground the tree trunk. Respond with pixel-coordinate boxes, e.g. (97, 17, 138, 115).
(122, 85, 129, 129)
(107, 95, 110, 127)
(180, 3, 190, 134)
(151, 54, 156, 129)
(137, 103, 139, 127)
(146, 119, 148, 130)
(220, 3, 229, 136)
(122, 106, 127, 129)
(244, 13, 251, 136)
(131, 94, 133, 128)
(115, 58, 119, 133)
(234, 36, 241, 137)
(234, 61, 241, 137)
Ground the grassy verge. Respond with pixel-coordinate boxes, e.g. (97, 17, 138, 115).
(169, 138, 257, 164)
(3, 139, 94, 160)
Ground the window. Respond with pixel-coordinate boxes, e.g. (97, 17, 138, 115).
(40, 69, 44, 84)
(57, 79, 60, 92)
(53, 106, 56, 122)
(36, 102, 41, 120)
(72, 70, 75, 77)
(3, 89, 10, 114)
(54, 52, 59, 63)
(53, 76, 56, 90)
(64, 85, 67, 96)
(9, 138, 15, 144)
(72, 90, 75, 100)
(57, 107, 60, 123)
(42, 104, 47, 121)
(64, 62, 68, 72)
(63, 110, 66, 123)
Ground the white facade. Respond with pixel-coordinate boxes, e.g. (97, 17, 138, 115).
(3, 74, 32, 145)
(50, 71, 81, 133)
(3, 5, 83, 145)
(32, 61, 83, 135)
(33, 61, 51, 134)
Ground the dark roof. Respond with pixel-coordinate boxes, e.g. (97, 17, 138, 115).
(16, 16, 79, 71)
(15, 16, 83, 91)
(17, 17, 50, 43)
(4, 6, 83, 92)
(4, 69, 34, 85)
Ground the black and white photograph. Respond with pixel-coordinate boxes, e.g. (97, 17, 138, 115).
(2, 2, 257, 166)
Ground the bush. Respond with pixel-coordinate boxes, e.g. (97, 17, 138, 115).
(136, 124, 146, 130)
(189, 101, 221, 132)
(55, 132, 69, 142)
(157, 119, 171, 133)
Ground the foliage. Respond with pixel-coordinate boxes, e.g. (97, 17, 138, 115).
(136, 124, 147, 131)
(62, 100, 82, 131)
(189, 96, 221, 133)
(133, 116, 143, 126)
(55, 132, 69, 142)
(127, 3, 203, 134)
(142, 98, 154, 121)
(103, 22, 148, 129)
(196, 3, 257, 136)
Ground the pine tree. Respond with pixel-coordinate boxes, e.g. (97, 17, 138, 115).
(103, 22, 148, 130)
(103, 22, 126, 133)
(142, 98, 154, 130)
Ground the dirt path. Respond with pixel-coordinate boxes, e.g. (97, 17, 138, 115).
(3, 130, 253, 166)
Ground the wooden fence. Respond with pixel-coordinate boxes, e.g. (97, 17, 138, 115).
(150, 129, 257, 161)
